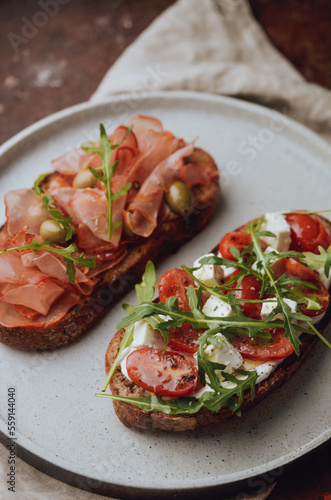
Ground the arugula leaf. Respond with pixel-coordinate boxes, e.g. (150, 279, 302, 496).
(34, 173, 73, 241)
(101, 261, 158, 391)
(196, 329, 225, 390)
(116, 295, 294, 342)
(96, 368, 257, 416)
(135, 260, 156, 305)
(0, 240, 96, 283)
(301, 245, 331, 278)
(96, 392, 205, 415)
(83, 124, 132, 241)
(101, 325, 134, 392)
(248, 223, 302, 355)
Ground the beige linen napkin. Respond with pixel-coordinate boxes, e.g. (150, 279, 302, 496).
(1, 0, 330, 499)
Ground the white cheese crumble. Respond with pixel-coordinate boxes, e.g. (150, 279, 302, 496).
(243, 358, 284, 384)
(260, 297, 297, 321)
(193, 334, 243, 396)
(202, 295, 232, 317)
(217, 250, 238, 277)
(193, 253, 222, 286)
(261, 212, 291, 252)
(204, 333, 243, 373)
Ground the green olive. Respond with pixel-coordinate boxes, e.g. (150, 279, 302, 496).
(73, 168, 97, 189)
(165, 181, 194, 215)
(40, 219, 67, 244)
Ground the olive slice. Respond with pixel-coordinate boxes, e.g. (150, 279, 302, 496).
(73, 169, 97, 189)
(40, 219, 67, 244)
(165, 181, 194, 215)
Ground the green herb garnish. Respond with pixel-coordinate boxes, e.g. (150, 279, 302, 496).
(34, 173, 74, 241)
(82, 124, 132, 241)
(0, 240, 95, 283)
(301, 245, 331, 279)
(96, 368, 257, 416)
(101, 261, 157, 392)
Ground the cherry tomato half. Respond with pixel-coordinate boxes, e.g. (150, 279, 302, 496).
(218, 231, 252, 261)
(284, 257, 318, 281)
(158, 269, 195, 311)
(286, 213, 331, 254)
(168, 322, 206, 354)
(299, 279, 329, 317)
(231, 328, 294, 360)
(228, 275, 262, 319)
(126, 347, 198, 397)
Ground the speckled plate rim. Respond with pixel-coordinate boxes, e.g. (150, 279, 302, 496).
(0, 91, 330, 498)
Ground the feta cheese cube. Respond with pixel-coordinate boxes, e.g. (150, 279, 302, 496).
(193, 253, 222, 286)
(202, 295, 232, 317)
(217, 251, 238, 277)
(131, 320, 158, 348)
(261, 212, 291, 252)
(204, 333, 243, 374)
(261, 298, 297, 321)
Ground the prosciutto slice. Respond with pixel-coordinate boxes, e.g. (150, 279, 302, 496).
(68, 180, 128, 248)
(21, 251, 94, 295)
(52, 149, 97, 176)
(0, 252, 48, 285)
(124, 144, 194, 237)
(0, 290, 80, 328)
(5, 189, 49, 238)
(126, 131, 185, 188)
(127, 115, 163, 153)
(0, 280, 64, 316)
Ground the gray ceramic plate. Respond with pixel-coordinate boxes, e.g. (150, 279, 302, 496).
(0, 91, 330, 498)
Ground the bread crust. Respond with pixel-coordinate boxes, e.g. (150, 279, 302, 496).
(104, 215, 331, 431)
(0, 148, 219, 350)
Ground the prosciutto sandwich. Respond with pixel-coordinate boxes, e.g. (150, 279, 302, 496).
(0, 116, 220, 350)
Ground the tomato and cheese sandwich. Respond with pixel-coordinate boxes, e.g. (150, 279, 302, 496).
(0, 115, 219, 350)
(100, 211, 331, 431)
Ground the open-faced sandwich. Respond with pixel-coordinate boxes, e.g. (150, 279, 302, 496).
(0, 115, 219, 350)
(100, 211, 331, 431)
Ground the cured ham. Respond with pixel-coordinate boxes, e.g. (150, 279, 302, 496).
(124, 143, 215, 237)
(0, 290, 80, 328)
(0, 115, 218, 331)
(5, 189, 49, 238)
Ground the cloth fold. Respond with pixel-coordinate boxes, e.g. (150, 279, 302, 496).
(2, 0, 331, 499)
(92, 0, 331, 142)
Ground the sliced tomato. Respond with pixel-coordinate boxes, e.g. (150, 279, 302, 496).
(231, 328, 294, 360)
(168, 322, 206, 354)
(218, 231, 251, 261)
(126, 347, 198, 397)
(286, 213, 331, 254)
(299, 279, 329, 317)
(158, 269, 195, 311)
(285, 257, 318, 281)
(228, 275, 262, 319)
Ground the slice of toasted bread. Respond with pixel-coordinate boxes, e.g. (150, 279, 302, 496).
(104, 215, 331, 431)
(0, 148, 219, 350)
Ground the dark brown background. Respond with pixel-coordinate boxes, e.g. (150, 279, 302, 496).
(0, 1, 330, 499)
